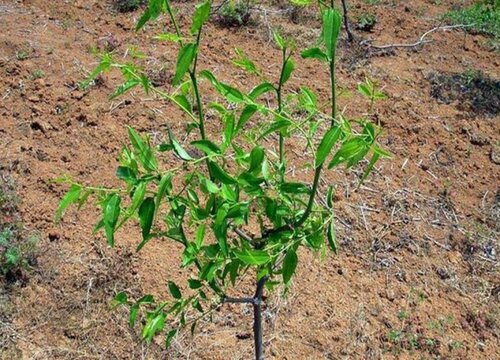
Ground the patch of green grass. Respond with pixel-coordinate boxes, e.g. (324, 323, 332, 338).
(444, 1, 499, 38)
(29, 70, 45, 80)
(216, 0, 252, 27)
(0, 176, 37, 280)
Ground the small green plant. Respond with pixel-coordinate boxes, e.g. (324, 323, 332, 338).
(29, 70, 45, 80)
(364, 0, 380, 5)
(356, 13, 377, 32)
(217, 0, 252, 27)
(0, 177, 37, 279)
(15, 50, 29, 61)
(444, 0, 499, 38)
(357, 77, 387, 122)
(57, 1, 388, 358)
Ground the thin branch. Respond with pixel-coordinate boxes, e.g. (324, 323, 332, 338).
(360, 24, 473, 50)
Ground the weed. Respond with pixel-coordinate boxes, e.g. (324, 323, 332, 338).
(15, 50, 29, 61)
(29, 70, 45, 80)
(216, 0, 252, 27)
(357, 13, 377, 32)
(0, 175, 37, 282)
(444, 0, 499, 38)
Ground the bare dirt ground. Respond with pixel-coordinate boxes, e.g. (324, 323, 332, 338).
(0, 0, 498, 359)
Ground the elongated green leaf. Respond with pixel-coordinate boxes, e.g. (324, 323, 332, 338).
(315, 126, 341, 168)
(136, 9, 152, 31)
(248, 82, 275, 100)
(110, 79, 140, 99)
(191, 140, 221, 155)
(237, 104, 258, 131)
(168, 130, 193, 160)
(191, 1, 211, 35)
(165, 328, 178, 348)
(280, 182, 310, 194)
(173, 43, 196, 85)
(326, 185, 334, 208)
(104, 194, 121, 247)
(168, 281, 182, 299)
(327, 219, 337, 254)
(153, 33, 183, 42)
(248, 146, 265, 173)
(323, 9, 342, 59)
(301, 47, 328, 62)
(328, 138, 367, 169)
(137, 197, 155, 251)
(128, 127, 157, 171)
(155, 172, 173, 215)
(121, 182, 146, 225)
(273, 31, 286, 50)
(360, 152, 380, 183)
(56, 184, 81, 222)
(232, 48, 259, 75)
(195, 224, 206, 248)
(208, 161, 236, 184)
(233, 248, 271, 266)
(173, 94, 192, 115)
(280, 58, 295, 85)
(258, 119, 291, 140)
(282, 249, 298, 285)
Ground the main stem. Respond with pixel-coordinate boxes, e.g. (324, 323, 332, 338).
(253, 276, 267, 360)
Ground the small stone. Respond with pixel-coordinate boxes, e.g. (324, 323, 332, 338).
(490, 145, 500, 165)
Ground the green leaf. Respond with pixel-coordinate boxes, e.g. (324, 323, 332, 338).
(142, 312, 166, 342)
(196, 224, 206, 248)
(200, 177, 219, 194)
(327, 219, 337, 254)
(116, 166, 137, 183)
(328, 138, 367, 169)
(191, 140, 221, 155)
(165, 328, 178, 348)
(55, 184, 82, 222)
(237, 104, 258, 131)
(188, 279, 203, 289)
(191, 1, 211, 35)
(358, 83, 371, 97)
(173, 43, 197, 85)
(280, 182, 310, 194)
(315, 126, 341, 168)
(168, 281, 182, 299)
(323, 9, 342, 59)
(208, 161, 237, 184)
(173, 94, 193, 115)
(326, 185, 334, 208)
(155, 172, 173, 214)
(110, 79, 140, 99)
(233, 248, 271, 266)
(360, 152, 380, 183)
(282, 249, 298, 285)
(136, 198, 155, 251)
(112, 292, 128, 308)
(136, 9, 152, 31)
(248, 82, 275, 100)
(168, 130, 193, 161)
(128, 127, 157, 171)
(232, 48, 259, 75)
(280, 58, 295, 85)
(153, 33, 183, 42)
(301, 47, 328, 62)
(129, 294, 154, 327)
(258, 119, 292, 140)
(273, 31, 286, 50)
(248, 146, 265, 174)
(104, 194, 121, 247)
